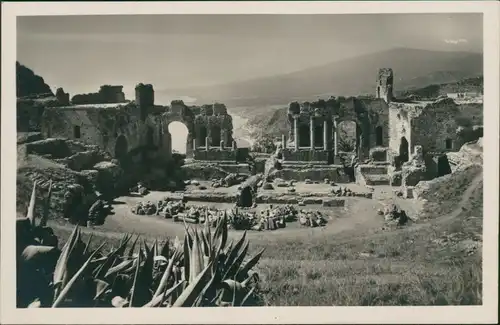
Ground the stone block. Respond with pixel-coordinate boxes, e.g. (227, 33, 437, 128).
(322, 199, 345, 207)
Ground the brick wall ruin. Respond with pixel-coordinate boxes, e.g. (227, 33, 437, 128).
(71, 85, 127, 105)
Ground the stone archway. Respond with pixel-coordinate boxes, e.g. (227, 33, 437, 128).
(399, 136, 409, 163)
(115, 135, 128, 164)
(437, 155, 452, 177)
(162, 110, 195, 159)
(239, 187, 253, 207)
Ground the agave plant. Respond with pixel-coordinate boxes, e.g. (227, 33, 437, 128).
(17, 181, 265, 308)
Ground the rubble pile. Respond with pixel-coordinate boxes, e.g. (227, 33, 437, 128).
(298, 211, 328, 228)
(377, 203, 410, 226)
(211, 173, 247, 188)
(131, 198, 185, 217)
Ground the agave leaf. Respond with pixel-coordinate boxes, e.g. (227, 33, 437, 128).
(239, 286, 256, 306)
(189, 229, 203, 283)
(183, 235, 190, 283)
(128, 248, 142, 307)
(94, 279, 110, 300)
(105, 259, 134, 278)
(40, 180, 52, 227)
(200, 230, 210, 258)
(53, 226, 81, 298)
(128, 235, 140, 258)
(21, 245, 58, 263)
(144, 280, 184, 307)
(194, 263, 221, 306)
(26, 181, 38, 227)
(236, 248, 265, 281)
(82, 233, 94, 257)
(52, 242, 105, 307)
(160, 240, 169, 259)
(153, 249, 181, 298)
(172, 261, 213, 307)
(173, 236, 182, 251)
(95, 234, 132, 279)
(224, 232, 247, 269)
(223, 240, 249, 280)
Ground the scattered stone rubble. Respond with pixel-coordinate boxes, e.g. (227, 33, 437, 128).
(378, 203, 410, 226)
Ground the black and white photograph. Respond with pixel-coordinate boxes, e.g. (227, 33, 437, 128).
(1, 1, 498, 324)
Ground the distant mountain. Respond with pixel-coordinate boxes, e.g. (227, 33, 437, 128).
(16, 62, 54, 98)
(158, 47, 482, 108)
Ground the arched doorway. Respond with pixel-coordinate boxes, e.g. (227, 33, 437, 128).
(298, 124, 310, 147)
(338, 120, 357, 152)
(239, 187, 253, 207)
(375, 126, 383, 146)
(399, 136, 409, 163)
(314, 123, 324, 148)
(167, 121, 189, 154)
(198, 126, 208, 147)
(437, 155, 452, 177)
(211, 126, 221, 147)
(115, 135, 128, 164)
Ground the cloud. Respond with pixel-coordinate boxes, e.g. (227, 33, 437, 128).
(444, 38, 468, 45)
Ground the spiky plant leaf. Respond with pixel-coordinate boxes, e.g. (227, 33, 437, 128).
(127, 235, 139, 258)
(236, 248, 265, 281)
(128, 248, 141, 307)
(160, 240, 169, 259)
(40, 180, 52, 227)
(26, 181, 38, 227)
(105, 260, 134, 279)
(172, 262, 213, 307)
(53, 226, 81, 298)
(143, 280, 184, 307)
(239, 286, 256, 306)
(189, 229, 203, 283)
(224, 231, 247, 268)
(223, 240, 249, 280)
(52, 242, 105, 307)
(153, 248, 182, 298)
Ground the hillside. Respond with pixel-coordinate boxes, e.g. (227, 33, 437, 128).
(399, 76, 483, 99)
(158, 48, 482, 109)
(16, 62, 54, 98)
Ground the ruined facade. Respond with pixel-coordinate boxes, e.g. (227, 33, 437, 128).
(41, 84, 237, 165)
(284, 95, 389, 164)
(162, 101, 237, 161)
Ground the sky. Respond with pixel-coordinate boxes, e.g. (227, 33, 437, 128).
(17, 13, 483, 101)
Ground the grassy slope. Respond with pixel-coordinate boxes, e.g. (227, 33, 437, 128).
(50, 164, 483, 306)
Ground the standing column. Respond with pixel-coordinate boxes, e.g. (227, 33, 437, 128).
(333, 117, 338, 156)
(193, 138, 197, 151)
(323, 120, 328, 151)
(205, 136, 209, 151)
(310, 116, 315, 150)
(220, 140, 224, 150)
(281, 134, 286, 148)
(294, 116, 299, 151)
(232, 140, 236, 150)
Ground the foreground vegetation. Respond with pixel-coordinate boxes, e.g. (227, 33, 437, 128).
(17, 182, 265, 308)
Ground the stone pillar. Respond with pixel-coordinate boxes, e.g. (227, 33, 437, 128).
(310, 116, 315, 150)
(294, 116, 299, 151)
(281, 134, 286, 148)
(193, 138, 197, 151)
(220, 140, 224, 150)
(205, 137, 209, 151)
(232, 140, 236, 150)
(333, 117, 338, 156)
(323, 120, 328, 151)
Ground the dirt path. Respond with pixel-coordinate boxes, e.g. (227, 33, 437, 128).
(49, 169, 483, 244)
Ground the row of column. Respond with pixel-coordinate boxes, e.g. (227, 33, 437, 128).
(192, 138, 236, 151)
(291, 116, 338, 152)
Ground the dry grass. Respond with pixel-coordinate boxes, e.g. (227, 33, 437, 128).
(47, 165, 485, 307)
